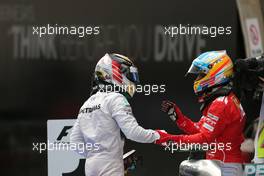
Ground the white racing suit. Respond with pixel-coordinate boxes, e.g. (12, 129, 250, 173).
(70, 91, 159, 176)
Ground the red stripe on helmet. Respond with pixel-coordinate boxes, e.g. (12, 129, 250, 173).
(112, 60, 123, 83)
(112, 69, 122, 78)
(113, 73, 123, 83)
(112, 60, 122, 72)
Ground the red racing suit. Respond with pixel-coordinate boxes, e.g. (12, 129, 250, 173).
(168, 92, 246, 163)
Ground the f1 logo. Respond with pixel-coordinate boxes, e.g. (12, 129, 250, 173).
(57, 126, 73, 141)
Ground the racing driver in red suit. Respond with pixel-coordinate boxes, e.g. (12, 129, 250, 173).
(156, 51, 246, 175)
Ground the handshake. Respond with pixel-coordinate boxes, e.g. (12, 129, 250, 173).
(154, 100, 183, 145)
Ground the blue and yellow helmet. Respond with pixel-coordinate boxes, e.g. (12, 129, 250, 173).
(187, 50, 234, 94)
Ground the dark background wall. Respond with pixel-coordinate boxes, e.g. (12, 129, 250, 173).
(0, 0, 247, 175)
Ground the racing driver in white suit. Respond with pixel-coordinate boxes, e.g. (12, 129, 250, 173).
(70, 53, 160, 176)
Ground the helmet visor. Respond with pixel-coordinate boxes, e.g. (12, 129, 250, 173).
(187, 64, 201, 75)
(128, 66, 140, 84)
(121, 64, 140, 84)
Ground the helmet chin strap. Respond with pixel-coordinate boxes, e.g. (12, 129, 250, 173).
(199, 83, 233, 111)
